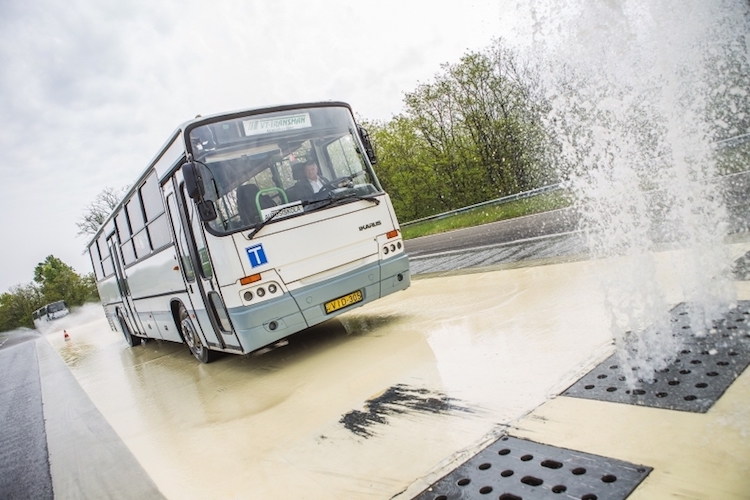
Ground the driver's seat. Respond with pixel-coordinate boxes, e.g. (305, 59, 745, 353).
(237, 184, 275, 226)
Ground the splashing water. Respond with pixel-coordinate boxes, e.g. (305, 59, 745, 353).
(34, 303, 106, 336)
(508, 0, 749, 385)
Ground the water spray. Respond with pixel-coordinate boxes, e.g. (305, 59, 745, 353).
(510, 0, 749, 386)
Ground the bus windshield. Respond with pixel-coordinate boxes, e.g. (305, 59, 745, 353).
(46, 301, 67, 313)
(187, 106, 381, 236)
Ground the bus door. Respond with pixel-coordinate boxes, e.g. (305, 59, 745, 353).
(168, 174, 242, 351)
(107, 232, 143, 335)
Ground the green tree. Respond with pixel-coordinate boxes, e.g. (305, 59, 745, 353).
(0, 283, 43, 331)
(366, 116, 447, 220)
(34, 255, 98, 307)
(366, 40, 557, 222)
(0, 256, 100, 332)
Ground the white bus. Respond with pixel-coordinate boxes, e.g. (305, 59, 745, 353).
(32, 300, 70, 328)
(87, 102, 410, 363)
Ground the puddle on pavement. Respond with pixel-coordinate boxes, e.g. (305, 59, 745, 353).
(57, 341, 97, 368)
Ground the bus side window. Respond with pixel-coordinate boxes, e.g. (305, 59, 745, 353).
(89, 242, 104, 281)
(326, 134, 362, 178)
(98, 233, 115, 277)
(141, 172, 172, 251)
(167, 193, 195, 282)
(181, 185, 213, 280)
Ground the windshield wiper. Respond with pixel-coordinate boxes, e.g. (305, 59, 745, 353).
(305, 192, 380, 214)
(336, 192, 380, 205)
(247, 194, 380, 239)
(246, 207, 287, 239)
(246, 198, 316, 239)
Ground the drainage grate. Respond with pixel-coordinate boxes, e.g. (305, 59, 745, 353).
(563, 301, 750, 413)
(413, 436, 651, 500)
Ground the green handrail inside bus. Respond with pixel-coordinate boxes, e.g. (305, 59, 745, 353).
(256, 187, 288, 214)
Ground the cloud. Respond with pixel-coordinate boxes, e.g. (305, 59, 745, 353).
(0, 0, 504, 291)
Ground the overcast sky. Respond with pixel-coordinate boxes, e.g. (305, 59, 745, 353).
(2, 0, 746, 294)
(0, 0, 514, 292)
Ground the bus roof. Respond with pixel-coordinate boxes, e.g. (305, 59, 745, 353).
(177, 101, 352, 131)
(86, 101, 352, 247)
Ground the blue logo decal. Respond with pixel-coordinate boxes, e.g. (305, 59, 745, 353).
(246, 244, 268, 268)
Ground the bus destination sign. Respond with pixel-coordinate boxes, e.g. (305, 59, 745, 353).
(243, 113, 311, 136)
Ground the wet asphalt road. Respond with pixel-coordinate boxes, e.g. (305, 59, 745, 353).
(0, 329, 163, 500)
(0, 331, 53, 500)
(404, 208, 587, 275)
(403, 202, 750, 276)
(0, 211, 579, 500)
(404, 208, 578, 257)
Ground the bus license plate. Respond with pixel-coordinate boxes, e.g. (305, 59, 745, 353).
(324, 290, 363, 314)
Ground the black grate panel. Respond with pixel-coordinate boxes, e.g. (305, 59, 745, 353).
(563, 301, 750, 412)
(413, 436, 651, 500)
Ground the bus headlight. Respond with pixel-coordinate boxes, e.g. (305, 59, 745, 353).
(382, 238, 403, 257)
(240, 281, 282, 304)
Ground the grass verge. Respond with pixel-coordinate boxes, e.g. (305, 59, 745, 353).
(401, 190, 574, 240)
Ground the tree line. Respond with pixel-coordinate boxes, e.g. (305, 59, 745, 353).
(364, 36, 749, 223)
(365, 41, 560, 222)
(0, 256, 99, 332)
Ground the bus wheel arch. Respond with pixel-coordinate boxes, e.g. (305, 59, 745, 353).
(173, 301, 218, 364)
(116, 309, 142, 348)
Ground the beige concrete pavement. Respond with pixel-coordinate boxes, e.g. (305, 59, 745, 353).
(42, 242, 750, 499)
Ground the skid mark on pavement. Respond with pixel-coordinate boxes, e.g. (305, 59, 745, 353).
(340, 384, 475, 438)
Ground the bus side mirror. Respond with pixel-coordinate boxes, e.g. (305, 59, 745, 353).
(357, 126, 378, 165)
(183, 162, 205, 200)
(184, 162, 217, 222)
(197, 200, 217, 222)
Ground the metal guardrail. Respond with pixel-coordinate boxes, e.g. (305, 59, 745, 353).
(400, 183, 563, 227)
(401, 134, 749, 229)
(715, 132, 750, 148)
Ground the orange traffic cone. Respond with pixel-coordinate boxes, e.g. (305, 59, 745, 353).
(64, 330, 70, 341)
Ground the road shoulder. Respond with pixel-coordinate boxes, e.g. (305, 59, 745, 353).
(36, 336, 165, 499)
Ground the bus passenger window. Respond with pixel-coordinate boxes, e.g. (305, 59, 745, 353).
(140, 172, 164, 222)
(116, 210, 131, 241)
(121, 240, 137, 265)
(132, 230, 150, 258)
(148, 213, 172, 250)
(127, 198, 145, 233)
(89, 245, 104, 280)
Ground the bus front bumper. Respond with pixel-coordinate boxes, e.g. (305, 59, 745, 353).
(226, 253, 410, 354)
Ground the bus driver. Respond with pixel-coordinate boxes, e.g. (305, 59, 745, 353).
(293, 158, 329, 198)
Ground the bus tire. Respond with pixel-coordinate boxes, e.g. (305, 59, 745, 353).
(178, 306, 218, 363)
(118, 312, 141, 348)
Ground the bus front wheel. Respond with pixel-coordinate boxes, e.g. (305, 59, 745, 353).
(178, 306, 217, 363)
(118, 312, 141, 348)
